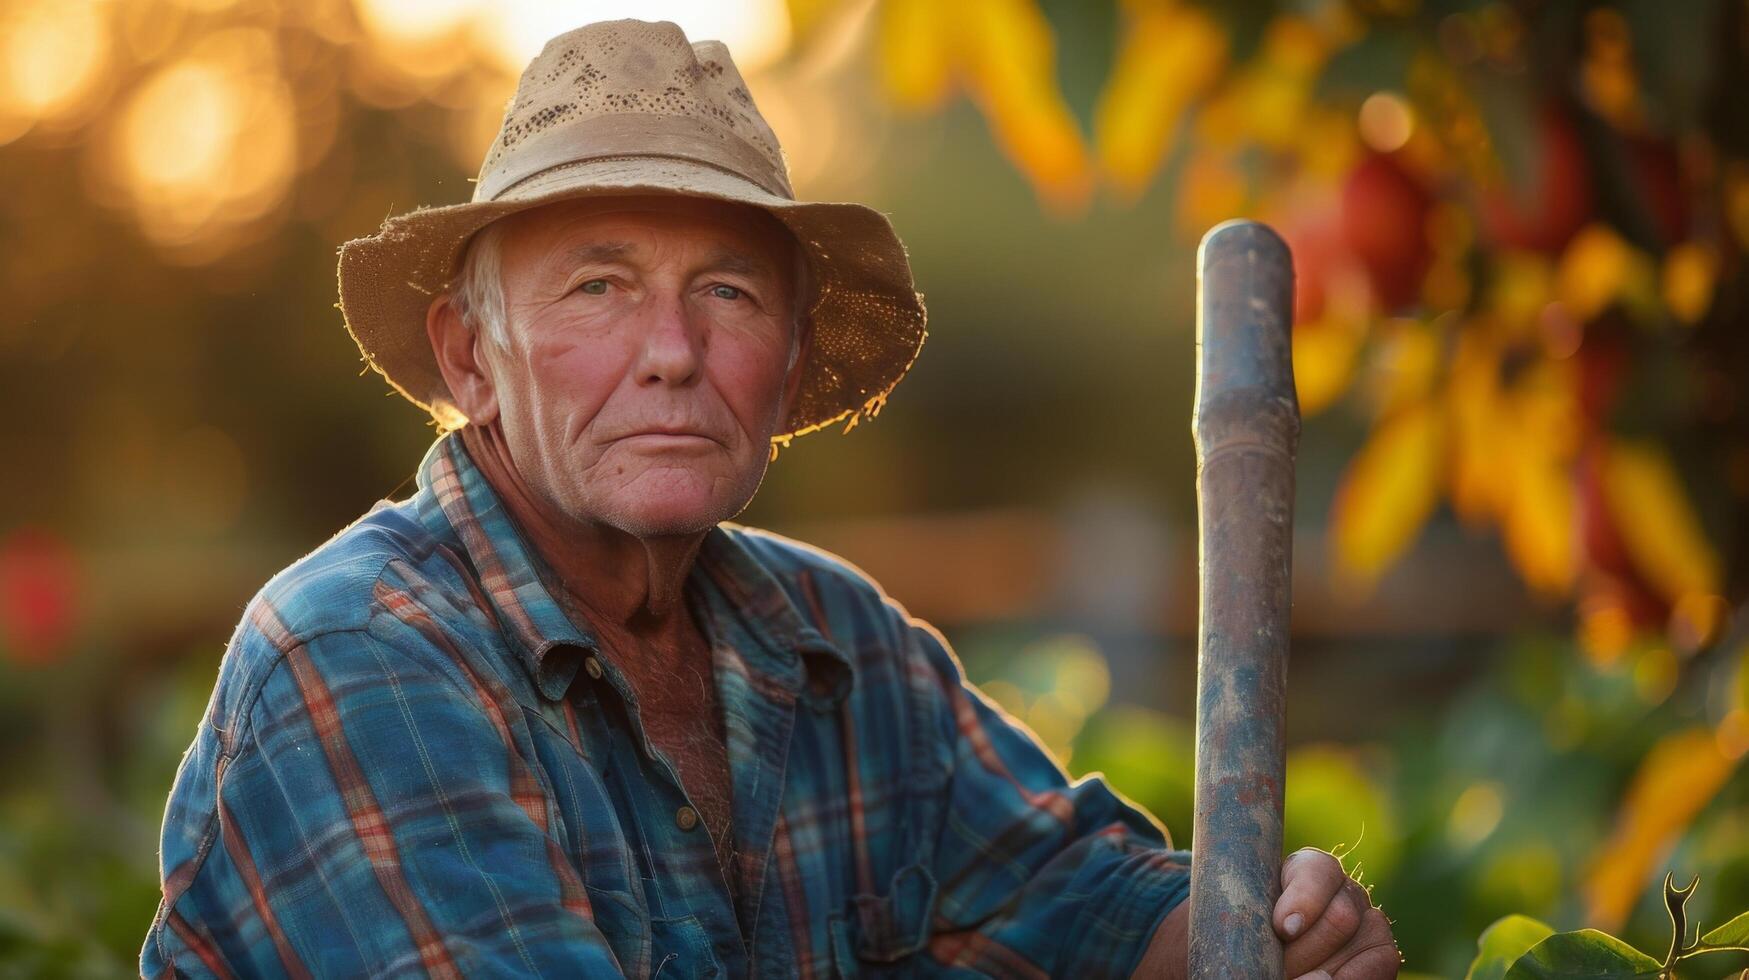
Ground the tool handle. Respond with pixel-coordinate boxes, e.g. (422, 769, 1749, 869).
(1187, 219, 1300, 980)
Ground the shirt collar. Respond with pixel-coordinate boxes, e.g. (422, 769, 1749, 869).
(415, 432, 589, 700)
(412, 431, 851, 703)
(692, 520, 855, 709)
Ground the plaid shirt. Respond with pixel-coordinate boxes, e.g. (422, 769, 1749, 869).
(142, 433, 1191, 978)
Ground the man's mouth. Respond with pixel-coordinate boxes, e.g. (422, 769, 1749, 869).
(613, 430, 721, 450)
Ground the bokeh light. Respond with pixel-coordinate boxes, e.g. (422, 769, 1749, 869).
(0, 0, 112, 143)
(94, 29, 297, 258)
(483, 0, 793, 75)
(1357, 91, 1413, 154)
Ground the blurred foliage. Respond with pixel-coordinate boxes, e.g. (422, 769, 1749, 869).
(863, 0, 1746, 646)
(1, 0, 1748, 976)
(1462, 875, 1749, 978)
(855, 0, 1749, 971)
(959, 624, 1749, 976)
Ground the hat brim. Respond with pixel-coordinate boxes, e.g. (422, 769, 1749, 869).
(337, 157, 927, 441)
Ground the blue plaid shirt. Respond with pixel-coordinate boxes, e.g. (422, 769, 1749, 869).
(142, 433, 1191, 978)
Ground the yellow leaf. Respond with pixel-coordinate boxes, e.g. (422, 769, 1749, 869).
(1245, 17, 1331, 149)
(1443, 325, 1578, 593)
(1297, 105, 1360, 180)
(1241, 69, 1313, 150)
(1293, 315, 1363, 416)
(1331, 399, 1446, 590)
(1364, 317, 1443, 417)
(1174, 148, 1249, 238)
(1194, 86, 1246, 148)
(1499, 437, 1577, 595)
(1556, 223, 1644, 322)
(1578, 592, 1636, 667)
(1662, 242, 1718, 325)
(960, 0, 1093, 212)
(1488, 251, 1554, 338)
(1192, 15, 1332, 152)
(878, 0, 955, 110)
(1584, 727, 1740, 931)
(1446, 327, 1507, 524)
(1093, 4, 1228, 198)
(1603, 440, 1721, 603)
(1260, 14, 1331, 75)
(1506, 357, 1581, 462)
(1726, 162, 1749, 252)
(1668, 592, 1728, 653)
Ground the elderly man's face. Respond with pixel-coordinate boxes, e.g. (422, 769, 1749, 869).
(438, 194, 807, 537)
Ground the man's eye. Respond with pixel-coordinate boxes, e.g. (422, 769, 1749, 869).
(578, 279, 609, 295)
(710, 284, 743, 301)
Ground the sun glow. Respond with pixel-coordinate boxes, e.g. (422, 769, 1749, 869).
(0, 0, 111, 142)
(484, 0, 793, 75)
(102, 29, 297, 256)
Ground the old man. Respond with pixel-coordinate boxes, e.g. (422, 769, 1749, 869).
(144, 18, 1396, 979)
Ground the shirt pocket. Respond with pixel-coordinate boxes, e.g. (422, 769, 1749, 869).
(828, 861, 938, 975)
(585, 886, 653, 977)
(649, 912, 726, 979)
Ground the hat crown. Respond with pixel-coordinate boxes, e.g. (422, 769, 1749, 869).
(474, 19, 793, 203)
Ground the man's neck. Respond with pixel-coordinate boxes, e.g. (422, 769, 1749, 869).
(457, 423, 708, 641)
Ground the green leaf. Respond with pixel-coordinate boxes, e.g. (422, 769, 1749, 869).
(1698, 909, 1749, 952)
(1466, 915, 1556, 980)
(1504, 930, 1664, 979)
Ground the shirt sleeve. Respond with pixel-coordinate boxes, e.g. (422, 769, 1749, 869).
(909, 619, 1192, 979)
(162, 623, 625, 979)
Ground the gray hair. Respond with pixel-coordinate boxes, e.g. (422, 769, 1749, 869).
(449, 220, 512, 347)
(447, 217, 814, 363)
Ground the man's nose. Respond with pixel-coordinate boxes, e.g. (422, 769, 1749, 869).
(631, 291, 704, 387)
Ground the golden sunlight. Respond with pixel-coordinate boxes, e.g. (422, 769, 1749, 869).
(480, 0, 792, 75)
(353, 0, 481, 44)
(103, 29, 296, 257)
(0, 0, 111, 142)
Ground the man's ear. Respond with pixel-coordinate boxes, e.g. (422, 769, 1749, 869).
(426, 294, 500, 426)
(777, 312, 814, 427)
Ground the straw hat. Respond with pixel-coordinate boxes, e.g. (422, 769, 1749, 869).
(337, 19, 927, 442)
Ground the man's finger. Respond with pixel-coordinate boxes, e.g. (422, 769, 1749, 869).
(1329, 907, 1401, 979)
(1275, 848, 1346, 939)
(1331, 942, 1401, 979)
(1282, 882, 1364, 976)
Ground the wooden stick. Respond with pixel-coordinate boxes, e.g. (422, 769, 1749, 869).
(1187, 220, 1299, 980)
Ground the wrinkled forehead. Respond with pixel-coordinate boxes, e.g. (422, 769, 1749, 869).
(497, 193, 799, 278)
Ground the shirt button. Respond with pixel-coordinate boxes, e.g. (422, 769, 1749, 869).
(584, 656, 604, 680)
(675, 806, 700, 831)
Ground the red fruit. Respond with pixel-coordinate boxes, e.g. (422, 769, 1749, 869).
(1578, 440, 1633, 581)
(1480, 107, 1594, 253)
(1279, 219, 1333, 323)
(1575, 315, 1629, 423)
(0, 527, 80, 665)
(1340, 152, 1433, 312)
(1624, 134, 1688, 247)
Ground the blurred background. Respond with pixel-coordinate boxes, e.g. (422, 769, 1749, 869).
(2, 0, 1747, 975)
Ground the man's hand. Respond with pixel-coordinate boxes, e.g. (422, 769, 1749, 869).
(1134, 847, 1399, 979)
(1273, 847, 1398, 979)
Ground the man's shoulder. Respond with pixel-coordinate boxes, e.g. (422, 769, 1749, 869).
(211, 498, 453, 731)
(255, 496, 444, 637)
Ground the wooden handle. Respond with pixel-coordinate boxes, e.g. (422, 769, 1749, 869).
(1187, 220, 1300, 980)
